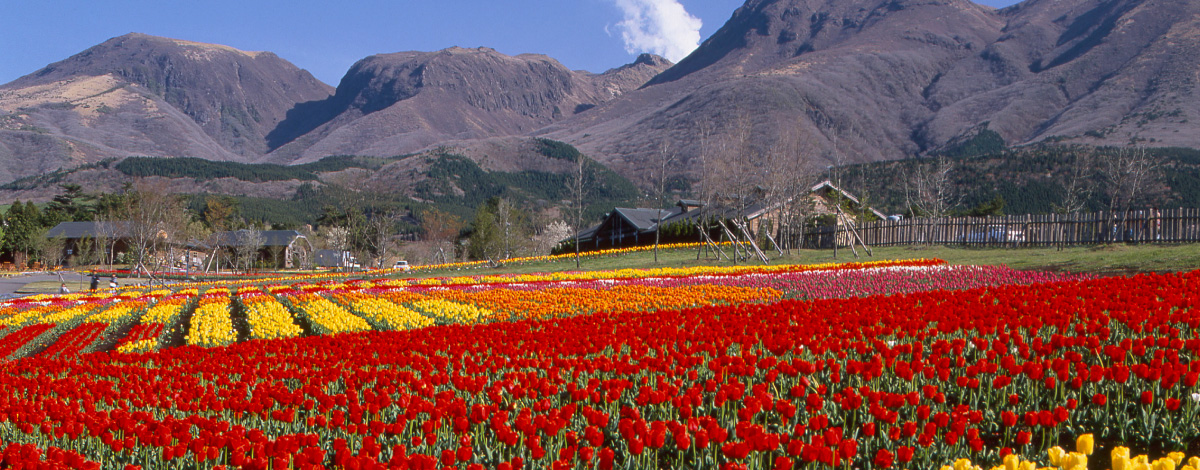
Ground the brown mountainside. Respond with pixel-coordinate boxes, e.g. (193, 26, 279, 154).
(4, 0, 1200, 191)
(543, 0, 1200, 184)
(0, 33, 333, 182)
(261, 48, 671, 164)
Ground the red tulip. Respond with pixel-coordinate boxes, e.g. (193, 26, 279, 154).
(874, 449, 894, 468)
(1167, 398, 1182, 411)
(1001, 411, 1017, 427)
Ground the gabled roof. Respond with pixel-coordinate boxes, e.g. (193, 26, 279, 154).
(810, 180, 887, 219)
(611, 207, 681, 232)
(571, 180, 885, 244)
(211, 230, 306, 247)
(45, 221, 131, 239)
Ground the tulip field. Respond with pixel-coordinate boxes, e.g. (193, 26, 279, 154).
(0, 257, 1197, 470)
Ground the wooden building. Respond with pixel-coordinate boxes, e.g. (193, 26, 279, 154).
(45, 221, 135, 267)
(569, 181, 882, 251)
(209, 230, 312, 269)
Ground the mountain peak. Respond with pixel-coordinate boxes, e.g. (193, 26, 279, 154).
(633, 53, 669, 67)
(0, 32, 332, 168)
(106, 33, 266, 58)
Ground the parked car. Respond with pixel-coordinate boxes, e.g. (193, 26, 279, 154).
(393, 260, 410, 271)
(959, 226, 1026, 244)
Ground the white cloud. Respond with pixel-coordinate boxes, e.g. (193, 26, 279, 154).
(611, 0, 702, 62)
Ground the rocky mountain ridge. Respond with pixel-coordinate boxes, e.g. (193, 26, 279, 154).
(260, 47, 671, 164)
(3, 0, 1200, 190)
(545, 0, 1200, 183)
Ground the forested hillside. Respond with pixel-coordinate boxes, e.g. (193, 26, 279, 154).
(0, 139, 640, 231)
(834, 146, 1200, 217)
(114, 156, 404, 182)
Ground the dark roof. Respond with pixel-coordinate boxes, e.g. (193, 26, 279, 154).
(575, 225, 599, 240)
(613, 207, 684, 232)
(45, 221, 131, 239)
(570, 181, 885, 244)
(211, 230, 307, 247)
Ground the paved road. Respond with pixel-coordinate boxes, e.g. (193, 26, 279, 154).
(0, 271, 92, 297)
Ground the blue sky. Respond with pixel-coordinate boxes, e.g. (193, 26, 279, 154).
(0, 0, 1021, 87)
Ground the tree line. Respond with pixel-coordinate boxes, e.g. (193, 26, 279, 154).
(833, 145, 1184, 219)
(114, 155, 403, 183)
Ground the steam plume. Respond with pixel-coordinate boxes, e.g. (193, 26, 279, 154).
(611, 0, 702, 62)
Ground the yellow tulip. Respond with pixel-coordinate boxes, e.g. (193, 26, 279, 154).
(116, 339, 156, 354)
(1115, 456, 1133, 470)
(1002, 454, 1019, 470)
(1062, 452, 1087, 470)
(1170, 453, 1187, 466)
(1155, 457, 1177, 470)
(1076, 434, 1094, 455)
(1189, 457, 1200, 469)
(954, 459, 974, 470)
(1048, 446, 1065, 467)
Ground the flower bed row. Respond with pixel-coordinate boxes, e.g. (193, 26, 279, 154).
(0, 269, 1192, 469)
(0, 261, 1088, 357)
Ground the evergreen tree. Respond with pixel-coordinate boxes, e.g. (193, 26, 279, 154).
(468, 204, 500, 261)
(1, 201, 24, 257)
(2, 201, 42, 266)
(43, 183, 94, 226)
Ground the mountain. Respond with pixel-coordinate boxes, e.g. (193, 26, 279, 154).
(0, 33, 333, 182)
(542, 0, 1200, 184)
(5, 0, 1200, 192)
(261, 48, 671, 164)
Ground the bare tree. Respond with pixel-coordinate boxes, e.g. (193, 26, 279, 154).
(365, 208, 401, 268)
(94, 216, 121, 269)
(569, 152, 592, 269)
(421, 209, 462, 264)
(1099, 146, 1161, 215)
(651, 139, 678, 263)
(771, 128, 819, 252)
(495, 198, 515, 260)
(904, 154, 959, 218)
(124, 181, 187, 282)
(1097, 146, 1162, 242)
(717, 114, 765, 262)
(41, 233, 67, 269)
(235, 229, 264, 273)
(694, 118, 724, 260)
(268, 244, 286, 270)
(1054, 151, 1098, 215)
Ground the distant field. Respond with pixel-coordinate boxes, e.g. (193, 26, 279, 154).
(406, 243, 1200, 278)
(25, 243, 1195, 293)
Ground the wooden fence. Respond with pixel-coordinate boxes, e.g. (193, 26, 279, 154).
(803, 208, 1200, 248)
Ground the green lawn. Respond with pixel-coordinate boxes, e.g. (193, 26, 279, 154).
(406, 243, 1200, 278)
(22, 243, 1194, 292)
